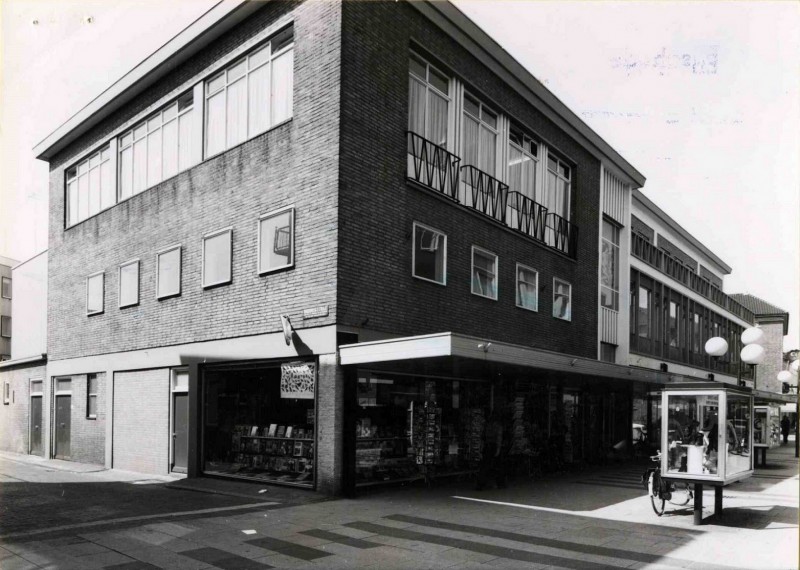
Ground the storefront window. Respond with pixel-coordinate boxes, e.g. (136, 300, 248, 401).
(666, 394, 719, 475)
(355, 373, 488, 486)
(202, 361, 315, 486)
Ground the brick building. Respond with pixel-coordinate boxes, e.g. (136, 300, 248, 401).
(22, 0, 788, 495)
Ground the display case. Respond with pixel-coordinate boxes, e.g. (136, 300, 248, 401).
(661, 384, 753, 485)
(753, 405, 781, 449)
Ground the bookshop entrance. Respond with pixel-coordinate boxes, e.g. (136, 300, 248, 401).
(201, 360, 316, 487)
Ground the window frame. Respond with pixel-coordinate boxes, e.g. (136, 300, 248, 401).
(1, 277, 11, 299)
(412, 222, 447, 286)
(471, 246, 498, 301)
(65, 144, 114, 228)
(86, 374, 98, 419)
(156, 245, 182, 300)
(545, 152, 573, 221)
(0, 316, 10, 338)
(3, 381, 9, 405)
(204, 26, 295, 159)
(202, 227, 233, 289)
(118, 259, 141, 309)
(507, 126, 540, 202)
(257, 206, 295, 275)
(408, 52, 451, 148)
(86, 271, 105, 316)
(515, 263, 539, 312)
(461, 91, 499, 175)
(552, 277, 572, 321)
(600, 218, 621, 312)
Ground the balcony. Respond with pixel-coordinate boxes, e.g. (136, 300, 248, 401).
(507, 191, 548, 243)
(631, 232, 754, 322)
(460, 165, 509, 225)
(406, 131, 460, 201)
(545, 212, 579, 258)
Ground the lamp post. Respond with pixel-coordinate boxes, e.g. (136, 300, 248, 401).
(704, 327, 766, 388)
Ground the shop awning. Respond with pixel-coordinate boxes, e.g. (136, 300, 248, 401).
(339, 332, 671, 385)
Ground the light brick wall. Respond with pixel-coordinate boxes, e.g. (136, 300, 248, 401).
(337, 2, 601, 358)
(316, 353, 343, 494)
(47, 0, 342, 362)
(0, 363, 46, 454)
(113, 368, 170, 474)
(64, 372, 106, 465)
(757, 321, 784, 394)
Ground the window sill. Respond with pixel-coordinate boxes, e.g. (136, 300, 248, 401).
(258, 263, 294, 276)
(203, 279, 232, 290)
(87, 310, 104, 317)
(516, 303, 539, 313)
(413, 274, 447, 287)
(119, 302, 139, 310)
(471, 291, 498, 302)
(86, 415, 97, 420)
(158, 292, 181, 301)
(553, 316, 572, 322)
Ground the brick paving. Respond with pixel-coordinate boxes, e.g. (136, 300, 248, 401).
(0, 444, 796, 569)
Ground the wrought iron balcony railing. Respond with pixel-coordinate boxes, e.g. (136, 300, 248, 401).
(460, 165, 509, 225)
(630, 232, 754, 322)
(406, 131, 460, 201)
(545, 212, 579, 258)
(506, 191, 548, 243)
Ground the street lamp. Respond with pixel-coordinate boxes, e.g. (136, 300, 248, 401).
(704, 327, 765, 388)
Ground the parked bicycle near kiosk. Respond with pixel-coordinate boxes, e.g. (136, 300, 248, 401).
(642, 451, 694, 516)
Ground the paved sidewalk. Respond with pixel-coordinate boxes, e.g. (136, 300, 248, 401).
(0, 445, 797, 569)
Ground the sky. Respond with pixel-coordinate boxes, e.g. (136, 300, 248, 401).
(0, 0, 797, 349)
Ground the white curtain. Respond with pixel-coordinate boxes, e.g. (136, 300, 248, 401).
(428, 91, 448, 148)
(226, 76, 247, 148)
(408, 77, 426, 134)
(479, 126, 496, 176)
(162, 119, 178, 180)
(271, 49, 293, 125)
(119, 146, 133, 200)
(248, 63, 270, 136)
(206, 91, 226, 156)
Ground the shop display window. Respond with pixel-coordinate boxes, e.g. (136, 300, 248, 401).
(662, 387, 752, 483)
(753, 405, 780, 449)
(203, 361, 315, 487)
(354, 373, 488, 487)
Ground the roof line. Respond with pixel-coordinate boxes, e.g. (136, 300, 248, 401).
(633, 189, 731, 274)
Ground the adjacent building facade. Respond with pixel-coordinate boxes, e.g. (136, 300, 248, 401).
(1, 0, 789, 495)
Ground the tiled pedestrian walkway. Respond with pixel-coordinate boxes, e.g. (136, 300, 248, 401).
(0, 444, 797, 569)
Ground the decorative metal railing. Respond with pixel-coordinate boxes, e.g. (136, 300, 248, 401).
(460, 165, 509, 225)
(406, 131, 460, 200)
(630, 232, 754, 322)
(545, 212, 579, 258)
(506, 191, 548, 243)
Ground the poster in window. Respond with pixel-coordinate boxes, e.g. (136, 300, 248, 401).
(280, 361, 315, 399)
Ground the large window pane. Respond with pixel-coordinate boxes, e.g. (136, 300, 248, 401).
(203, 230, 232, 287)
(162, 119, 179, 180)
(516, 264, 538, 311)
(100, 161, 114, 210)
(638, 286, 651, 338)
(471, 248, 497, 300)
(119, 147, 133, 200)
(259, 209, 294, 273)
(157, 247, 181, 298)
(412, 223, 446, 285)
(226, 77, 248, 148)
(553, 278, 571, 320)
(178, 111, 194, 171)
(78, 175, 89, 221)
(147, 129, 163, 187)
(206, 91, 226, 156)
(271, 48, 293, 125)
(88, 167, 101, 216)
(68, 181, 78, 226)
(248, 63, 270, 135)
(133, 139, 147, 194)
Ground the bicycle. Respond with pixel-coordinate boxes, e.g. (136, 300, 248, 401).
(642, 452, 693, 516)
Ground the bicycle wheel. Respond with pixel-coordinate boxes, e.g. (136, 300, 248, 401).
(670, 482, 693, 506)
(648, 472, 665, 516)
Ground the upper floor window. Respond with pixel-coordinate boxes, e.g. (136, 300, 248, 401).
(205, 26, 294, 157)
(545, 154, 571, 221)
(1, 277, 10, 299)
(408, 54, 449, 148)
(471, 246, 498, 300)
(638, 285, 651, 338)
(203, 228, 233, 288)
(119, 260, 140, 308)
(66, 146, 113, 226)
(119, 92, 195, 201)
(412, 222, 446, 285)
(553, 278, 572, 321)
(462, 93, 497, 175)
(157, 245, 182, 299)
(516, 263, 538, 311)
(600, 220, 620, 311)
(508, 128, 539, 201)
(259, 207, 295, 274)
(668, 300, 681, 348)
(86, 271, 104, 315)
(0, 316, 10, 338)
(692, 312, 703, 353)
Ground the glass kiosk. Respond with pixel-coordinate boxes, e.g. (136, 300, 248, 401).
(660, 383, 753, 524)
(753, 404, 780, 467)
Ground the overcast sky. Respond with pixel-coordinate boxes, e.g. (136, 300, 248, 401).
(1, 0, 797, 349)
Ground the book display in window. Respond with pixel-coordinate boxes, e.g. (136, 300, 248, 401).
(228, 423, 314, 484)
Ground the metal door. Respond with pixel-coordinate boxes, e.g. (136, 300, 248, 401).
(30, 396, 43, 455)
(55, 395, 71, 459)
(172, 392, 189, 473)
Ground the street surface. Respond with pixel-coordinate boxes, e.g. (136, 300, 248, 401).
(0, 445, 797, 570)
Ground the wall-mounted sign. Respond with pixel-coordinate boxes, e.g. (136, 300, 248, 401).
(280, 361, 315, 399)
(303, 305, 329, 320)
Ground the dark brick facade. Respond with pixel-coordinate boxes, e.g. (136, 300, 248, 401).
(336, 2, 600, 358)
(657, 234, 698, 272)
(47, 1, 342, 361)
(631, 215, 654, 242)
